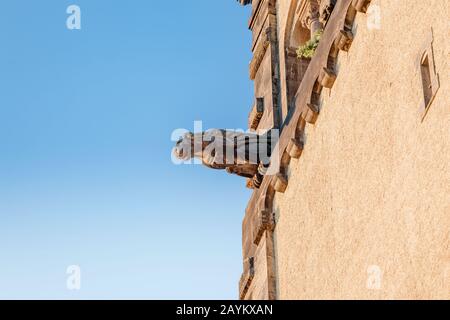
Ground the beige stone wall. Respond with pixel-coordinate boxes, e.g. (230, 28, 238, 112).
(277, 0, 294, 120)
(273, 0, 450, 299)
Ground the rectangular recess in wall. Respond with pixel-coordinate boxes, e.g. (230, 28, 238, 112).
(419, 31, 440, 121)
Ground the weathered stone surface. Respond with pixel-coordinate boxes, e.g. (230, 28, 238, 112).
(303, 102, 320, 124)
(273, 0, 450, 300)
(238, 0, 449, 300)
(272, 173, 288, 193)
(335, 29, 354, 51)
(239, 257, 255, 299)
(173, 129, 274, 179)
(320, 0, 337, 25)
(252, 209, 275, 245)
(287, 137, 304, 159)
(319, 67, 337, 88)
(351, 0, 371, 13)
(248, 98, 265, 130)
(249, 0, 276, 50)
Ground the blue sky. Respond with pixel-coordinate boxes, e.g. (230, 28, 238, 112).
(0, 1, 253, 299)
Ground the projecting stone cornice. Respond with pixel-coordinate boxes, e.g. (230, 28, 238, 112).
(249, 33, 270, 80)
(248, 0, 265, 30)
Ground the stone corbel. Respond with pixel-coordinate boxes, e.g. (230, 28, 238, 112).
(335, 29, 354, 51)
(319, 67, 337, 88)
(303, 102, 320, 124)
(271, 173, 288, 193)
(352, 0, 371, 13)
(287, 137, 304, 159)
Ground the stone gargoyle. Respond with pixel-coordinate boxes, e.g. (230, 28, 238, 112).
(173, 129, 276, 188)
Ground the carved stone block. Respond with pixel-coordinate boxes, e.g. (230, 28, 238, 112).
(320, 67, 337, 88)
(303, 102, 319, 124)
(335, 29, 354, 52)
(272, 173, 288, 193)
(352, 0, 371, 13)
(248, 97, 265, 130)
(287, 137, 304, 159)
(320, 0, 337, 25)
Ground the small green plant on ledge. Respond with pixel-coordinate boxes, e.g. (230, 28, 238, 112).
(297, 30, 323, 59)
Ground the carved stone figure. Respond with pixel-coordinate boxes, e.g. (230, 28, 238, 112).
(173, 129, 274, 183)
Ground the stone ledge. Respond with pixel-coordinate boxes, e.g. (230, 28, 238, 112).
(238, 257, 255, 299)
(249, 37, 270, 80)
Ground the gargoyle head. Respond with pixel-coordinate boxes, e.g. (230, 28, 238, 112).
(173, 132, 194, 161)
